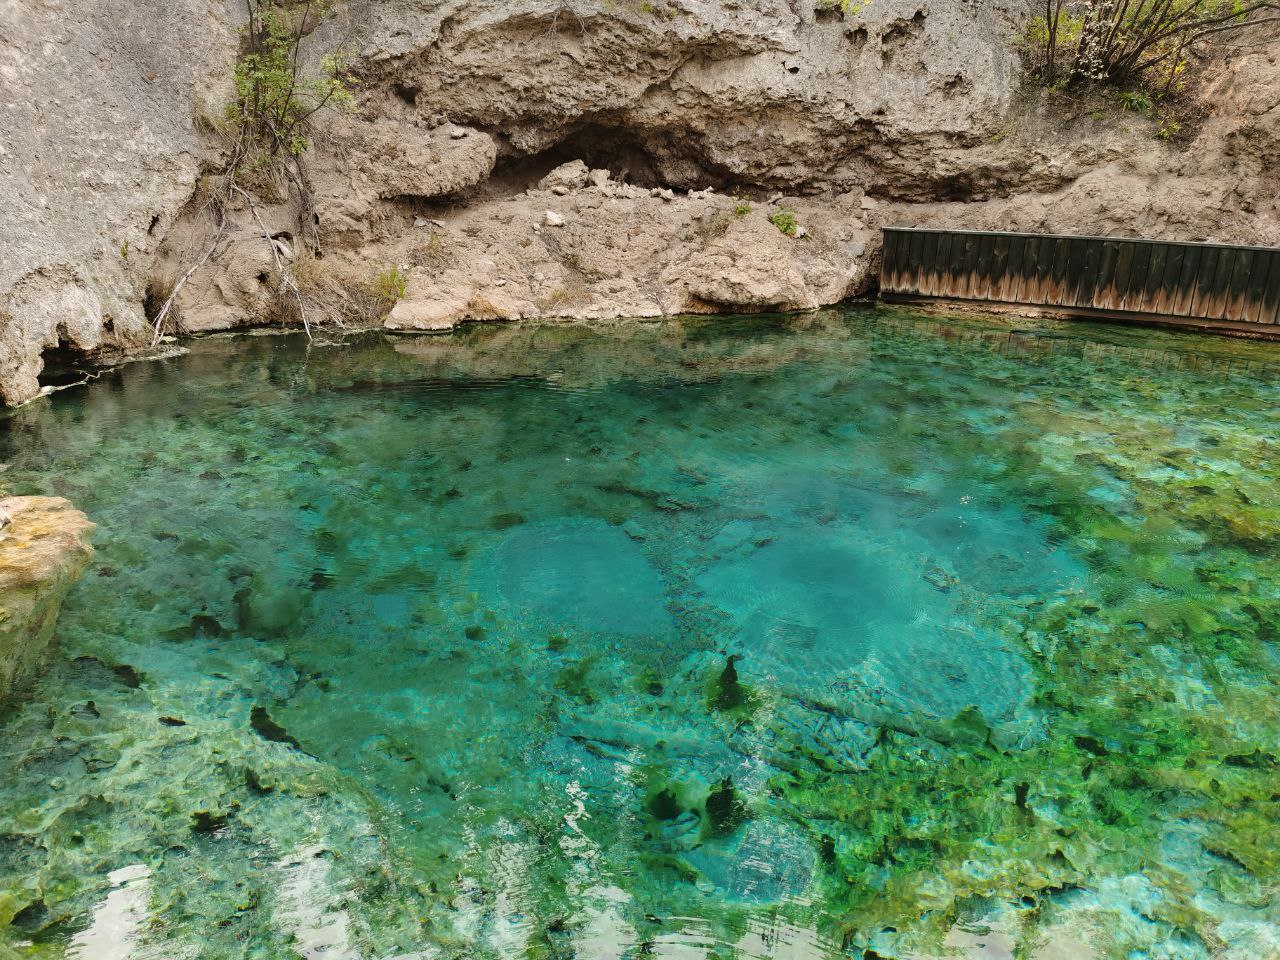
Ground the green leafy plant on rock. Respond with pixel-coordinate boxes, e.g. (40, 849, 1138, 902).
(373, 267, 408, 305)
(1028, 0, 1280, 95)
(817, 0, 871, 14)
(769, 207, 799, 236)
(1118, 89, 1153, 112)
(230, 0, 354, 160)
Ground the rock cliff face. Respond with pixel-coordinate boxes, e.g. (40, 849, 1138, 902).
(0, 0, 239, 406)
(0, 497, 96, 704)
(1, 0, 1278, 404)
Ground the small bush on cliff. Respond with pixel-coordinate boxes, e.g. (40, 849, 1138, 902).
(817, 0, 871, 14)
(151, 0, 354, 345)
(1029, 0, 1279, 94)
(769, 208, 799, 237)
(230, 0, 355, 158)
(1118, 89, 1153, 111)
(373, 267, 408, 304)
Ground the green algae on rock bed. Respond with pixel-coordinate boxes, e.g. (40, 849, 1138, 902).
(0, 307, 1278, 959)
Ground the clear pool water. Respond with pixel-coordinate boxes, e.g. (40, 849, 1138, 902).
(1, 307, 1278, 959)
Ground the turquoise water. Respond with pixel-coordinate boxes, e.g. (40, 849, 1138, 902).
(1, 308, 1279, 959)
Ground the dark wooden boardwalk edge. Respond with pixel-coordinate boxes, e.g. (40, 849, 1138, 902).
(879, 227, 1280, 338)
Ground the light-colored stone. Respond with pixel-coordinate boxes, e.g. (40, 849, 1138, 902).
(538, 160, 591, 192)
(0, 496, 96, 704)
(676, 217, 812, 311)
(385, 296, 466, 332)
(310, 119, 498, 245)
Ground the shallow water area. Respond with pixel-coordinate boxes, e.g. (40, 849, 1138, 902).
(2, 307, 1279, 959)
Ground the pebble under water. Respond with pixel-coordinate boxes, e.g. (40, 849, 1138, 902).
(1, 307, 1279, 959)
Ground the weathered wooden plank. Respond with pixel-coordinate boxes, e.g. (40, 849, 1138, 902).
(918, 230, 940, 296)
(1095, 240, 1121, 312)
(880, 230, 898, 290)
(1256, 249, 1280, 325)
(1109, 242, 1136, 313)
(1225, 247, 1254, 323)
(1171, 244, 1204, 317)
(889, 229, 910, 291)
(1151, 242, 1181, 316)
(1072, 237, 1103, 308)
(1140, 242, 1168, 315)
(973, 233, 996, 300)
(1121, 241, 1153, 312)
(1024, 236, 1054, 304)
(933, 231, 954, 298)
(1207, 245, 1237, 320)
(1047, 236, 1072, 307)
(989, 234, 1011, 302)
(952, 233, 975, 300)
(1003, 234, 1028, 303)
(1062, 236, 1089, 309)
(1189, 246, 1221, 318)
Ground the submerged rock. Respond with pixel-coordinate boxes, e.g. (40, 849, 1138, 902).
(0, 496, 95, 704)
(683, 816, 816, 905)
(483, 517, 675, 638)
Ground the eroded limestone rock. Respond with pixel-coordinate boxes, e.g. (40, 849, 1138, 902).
(0, 497, 96, 703)
(310, 118, 499, 245)
(0, 0, 239, 404)
(675, 216, 813, 311)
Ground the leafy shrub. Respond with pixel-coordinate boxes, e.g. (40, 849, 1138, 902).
(1119, 90, 1152, 112)
(817, 0, 870, 13)
(1029, 0, 1279, 95)
(769, 208, 799, 236)
(373, 267, 408, 304)
(230, 0, 355, 158)
(153, 0, 354, 346)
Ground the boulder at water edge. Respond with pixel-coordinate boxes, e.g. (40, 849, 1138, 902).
(0, 497, 95, 704)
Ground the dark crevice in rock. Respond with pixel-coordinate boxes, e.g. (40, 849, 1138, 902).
(477, 119, 744, 195)
(483, 121, 679, 193)
(553, 123, 669, 188)
(36, 342, 89, 391)
(393, 81, 420, 106)
(882, 10, 927, 49)
(250, 705, 314, 757)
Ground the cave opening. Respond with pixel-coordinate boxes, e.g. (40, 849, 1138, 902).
(37, 341, 92, 391)
(484, 122, 722, 196)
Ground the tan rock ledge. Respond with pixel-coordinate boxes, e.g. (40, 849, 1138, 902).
(0, 496, 96, 705)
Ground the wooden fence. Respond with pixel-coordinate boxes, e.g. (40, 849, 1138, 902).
(879, 227, 1280, 332)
